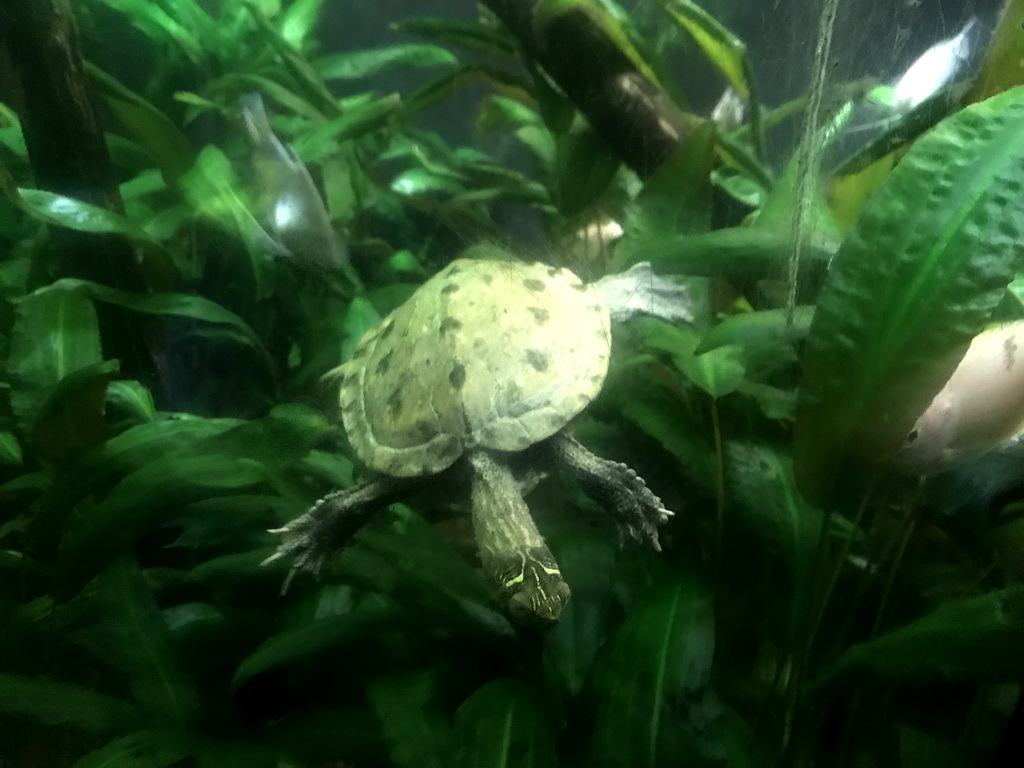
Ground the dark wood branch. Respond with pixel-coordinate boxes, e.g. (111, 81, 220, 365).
(481, 0, 705, 179)
(0, 0, 157, 383)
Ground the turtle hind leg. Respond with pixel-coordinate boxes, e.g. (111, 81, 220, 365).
(265, 478, 395, 593)
(550, 432, 672, 549)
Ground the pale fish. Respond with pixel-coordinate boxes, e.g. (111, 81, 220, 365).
(895, 320, 1024, 473)
(891, 17, 977, 111)
(239, 92, 362, 289)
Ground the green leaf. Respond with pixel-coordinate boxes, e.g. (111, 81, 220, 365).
(86, 63, 195, 185)
(0, 432, 22, 465)
(554, 121, 620, 218)
(232, 604, 407, 687)
(46, 277, 271, 361)
(660, 0, 753, 100)
(795, 87, 1024, 502)
(57, 455, 268, 592)
(106, 380, 158, 424)
(13, 188, 151, 239)
(394, 16, 517, 56)
(726, 442, 823, 648)
(644, 322, 746, 397)
(617, 122, 716, 266)
(86, 558, 201, 723)
(696, 307, 813, 378)
(452, 678, 557, 768)
(73, 728, 192, 768)
(247, 4, 339, 117)
(641, 226, 837, 283)
(0, 673, 140, 732)
(8, 286, 102, 432)
(293, 93, 402, 162)
(315, 44, 458, 80)
(341, 296, 382, 361)
(589, 567, 715, 768)
(366, 671, 451, 768)
(822, 588, 1024, 686)
(279, 0, 325, 48)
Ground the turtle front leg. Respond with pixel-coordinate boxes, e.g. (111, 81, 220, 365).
(550, 432, 672, 549)
(468, 451, 571, 623)
(593, 261, 693, 324)
(264, 478, 395, 593)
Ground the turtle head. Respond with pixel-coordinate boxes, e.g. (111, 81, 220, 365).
(497, 549, 572, 624)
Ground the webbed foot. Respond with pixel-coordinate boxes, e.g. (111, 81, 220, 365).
(550, 432, 672, 548)
(263, 478, 391, 593)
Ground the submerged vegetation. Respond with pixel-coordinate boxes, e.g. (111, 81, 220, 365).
(1, 0, 1024, 766)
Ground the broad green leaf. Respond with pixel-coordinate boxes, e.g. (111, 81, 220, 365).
(617, 122, 716, 267)
(8, 286, 102, 431)
(641, 226, 837, 283)
(726, 442, 822, 648)
(0, 673, 140, 732)
(315, 44, 458, 80)
(14, 188, 151, 239)
(643, 322, 746, 397)
(73, 728, 191, 768)
(232, 604, 407, 687)
(822, 588, 1024, 686)
(106, 380, 158, 424)
(967, 0, 1024, 102)
(395, 16, 517, 56)
(248, 4, 339, 117)
(553, 121, 620, 218)
(452, 678, 557, 768)
(57, 455, 268, 591)
(44, 277, 271, 361)
(86, 63, 195, 185)
(589, 567, 715, 768)
(341, 296, 382, 361)
(293, 93, 402, 162)
(279, 0, 325, 47)
(83, 558, 201, 724)
(90, 0, 204, 61)
(795, 87, 1024, 502)
(366, 671, 451, 768)
(697, 307, 813, 378)
(31, 360, 119, 463)
(0, 431, 22, 465)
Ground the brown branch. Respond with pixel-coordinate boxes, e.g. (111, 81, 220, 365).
(481, 0, 705, 179)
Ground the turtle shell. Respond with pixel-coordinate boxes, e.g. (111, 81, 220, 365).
(338, 258, 612, 477)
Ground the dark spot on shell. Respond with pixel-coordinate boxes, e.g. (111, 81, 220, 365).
(351, 344, 368, 359)
(379, 320, 395, 340)
(589, 374, 603, 385)
(449, 363, 467, 390)
(526, 349, 550, 372)
(546, 266, 559, 277)
(523, 278, 546, 291)
(441, 283, 459, 294)
(440, 316, 462, 334)
(386, 390, 404, 417)
(414, 418, 435, 438)
(571, 281, 587, 292)
(375, 350, 393, 375)
(473, 337, 485, 349)
(481, 272, 493, 284)
(527, 306, 550, 324)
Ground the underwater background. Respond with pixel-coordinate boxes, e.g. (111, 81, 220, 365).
(2, 0, 1024, 766)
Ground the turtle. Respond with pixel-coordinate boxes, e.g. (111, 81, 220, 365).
(266, 246, 692, 622)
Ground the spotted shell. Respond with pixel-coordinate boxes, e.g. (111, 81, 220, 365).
(337, 257, 612, 477)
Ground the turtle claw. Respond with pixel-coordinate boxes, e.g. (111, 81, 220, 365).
(262, 479, 390, 593)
